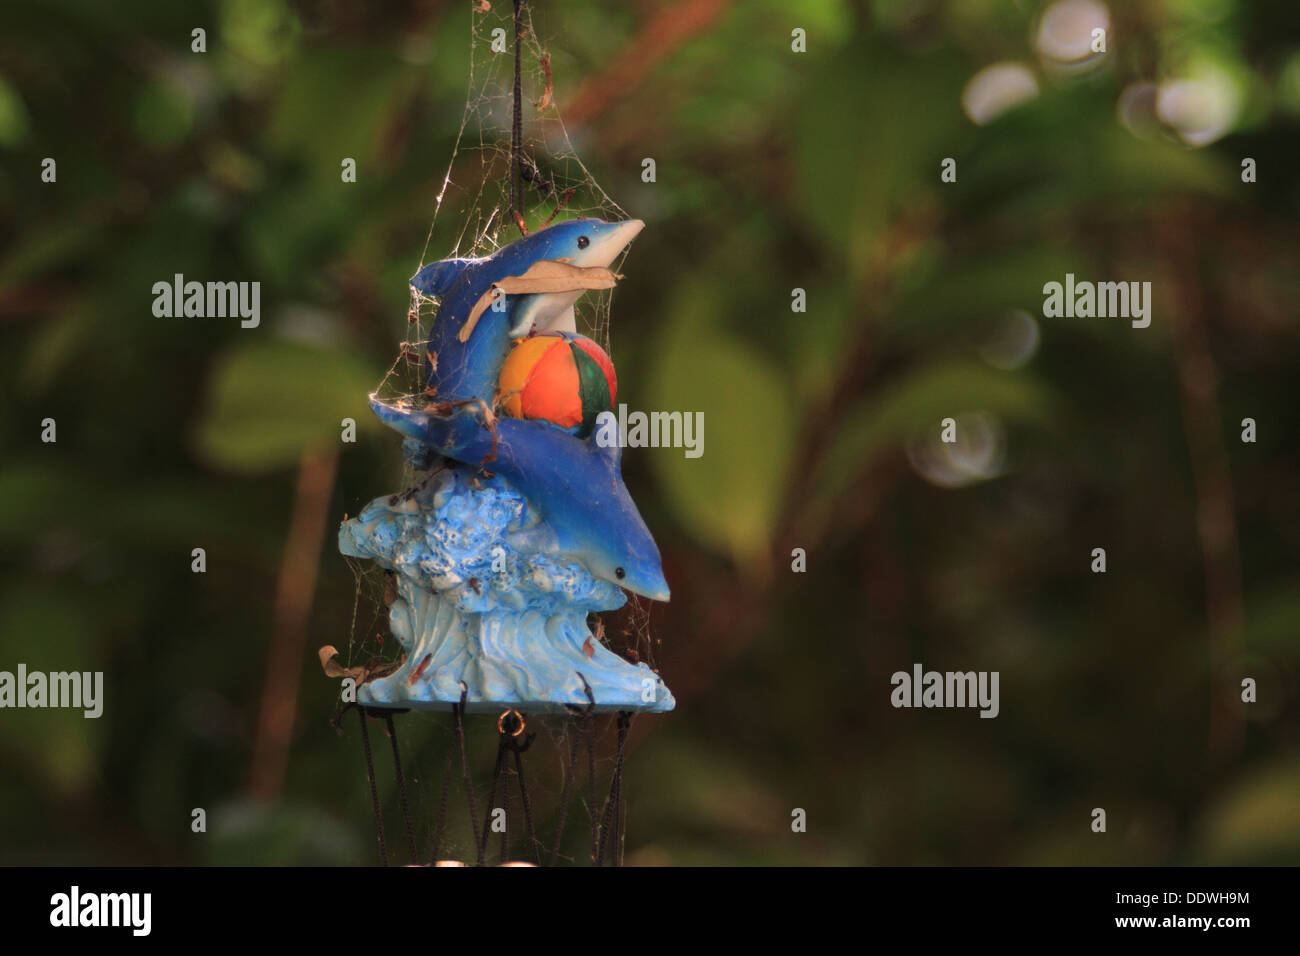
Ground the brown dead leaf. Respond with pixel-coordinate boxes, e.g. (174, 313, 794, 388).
(537, 54, 553, 112)
(318, 645, 371, 683)
(459, 260, 622, 342)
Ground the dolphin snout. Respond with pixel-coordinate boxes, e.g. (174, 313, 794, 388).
(578, 219, 644, 268)
(619, 562, 670, 603)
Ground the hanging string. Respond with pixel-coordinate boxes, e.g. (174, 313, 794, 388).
(480, 731, 510, 865)
(428, 736, 454, 863)
(511, 733, 541, 864)
(383, 712, 418, 863)
(550, 725, 578, 862)
(357, 708, 388, 867)
(551, 682, 594, 866)
(612, 711, 630, 867)
(549, 715, 581, 865)
(585, 709, 599, 864)
(454, 684, 484, 863)
(500, 772, 511, 864)
(595, 711, 630, 867)
(510, 0, 526, 231)
(572, 675, 601, 866)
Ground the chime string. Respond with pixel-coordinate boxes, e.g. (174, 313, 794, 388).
(454, 691, 485, 862)
(586, 708, 598, 864)
(595, 711, 630, 866)
(357, 708, 388, 867)
(511, 0, 525, 227)
(428, 738, 454, 862)
(383, 713, 418, 862)
(548, 719, 580, 865)
(512, 737, 542, 864)
(480, 732, 510, 864)
(612, 711, 629, 867)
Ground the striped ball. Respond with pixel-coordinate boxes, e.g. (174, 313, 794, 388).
(498, 333, 617, 438)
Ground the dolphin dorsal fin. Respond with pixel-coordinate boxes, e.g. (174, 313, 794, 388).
(411, 258, 474, 297)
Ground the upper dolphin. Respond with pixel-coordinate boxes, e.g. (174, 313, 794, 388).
(411, 218, 644, 405)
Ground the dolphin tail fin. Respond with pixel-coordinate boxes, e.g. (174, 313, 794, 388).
(411, 258, 473, 297)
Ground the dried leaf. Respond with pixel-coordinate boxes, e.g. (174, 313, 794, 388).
(317, 645, 370, 682)
(537, 54, 553, 112)
(459, 260, 622, 343)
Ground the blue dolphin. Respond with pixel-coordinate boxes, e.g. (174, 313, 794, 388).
(374, 218, 669, 601)
(412, 218, 644, 404)
(369, 398, 669, 601)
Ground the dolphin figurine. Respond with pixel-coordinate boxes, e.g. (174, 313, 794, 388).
(411, 218, 644, 404)
(371, 217, 669, 601)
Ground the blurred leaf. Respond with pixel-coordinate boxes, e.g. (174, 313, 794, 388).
(0, 583, 103, 788)
(243, 183, 351, 283)
(219, 0, 301, 68)
(262, 46, 415, 178)
(958, 94, 1231, 227)
(19, 300, 92, 394)
(794, 41, 968, 275)
(648, 295, 794, 566)
(0, 74, 31, 147)
(1245, 585, 1300, 657)
(132, 79, 194, 149)
(0, 209, 109, 292)
(0, 460, 282, 565)
(195, 341, 383, 473)
(1199, 759, 1300, 864)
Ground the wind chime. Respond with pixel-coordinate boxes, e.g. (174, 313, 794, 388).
(321, 0, 673, 867)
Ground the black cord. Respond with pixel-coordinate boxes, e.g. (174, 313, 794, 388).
(510, 730, 541, 864)
(596, 712, 630, 866)
(548, 719, 580, 865)
(454, 686, 483, 863)
(612, 711, 630, 867)
(384, 712, 418, 863)
(480, 733, 509, 865)
(428, 738, 454, 863)
(511, 0, 525, 223)
(358, 708, 388, 867)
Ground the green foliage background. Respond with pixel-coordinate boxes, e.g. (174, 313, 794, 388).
(0, 0, 1298, 865)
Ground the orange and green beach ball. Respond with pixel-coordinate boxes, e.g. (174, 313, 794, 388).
(498, 333, 617, 438)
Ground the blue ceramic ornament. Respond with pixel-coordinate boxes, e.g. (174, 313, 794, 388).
(340, 218, 674, 714)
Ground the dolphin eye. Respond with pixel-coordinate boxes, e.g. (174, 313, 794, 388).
(577, 236, 590, 249)
(615, 567, 625, 580)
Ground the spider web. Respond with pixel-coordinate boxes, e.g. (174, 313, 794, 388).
(335, 2, 665, 867)
(374, 0, 630, 414)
